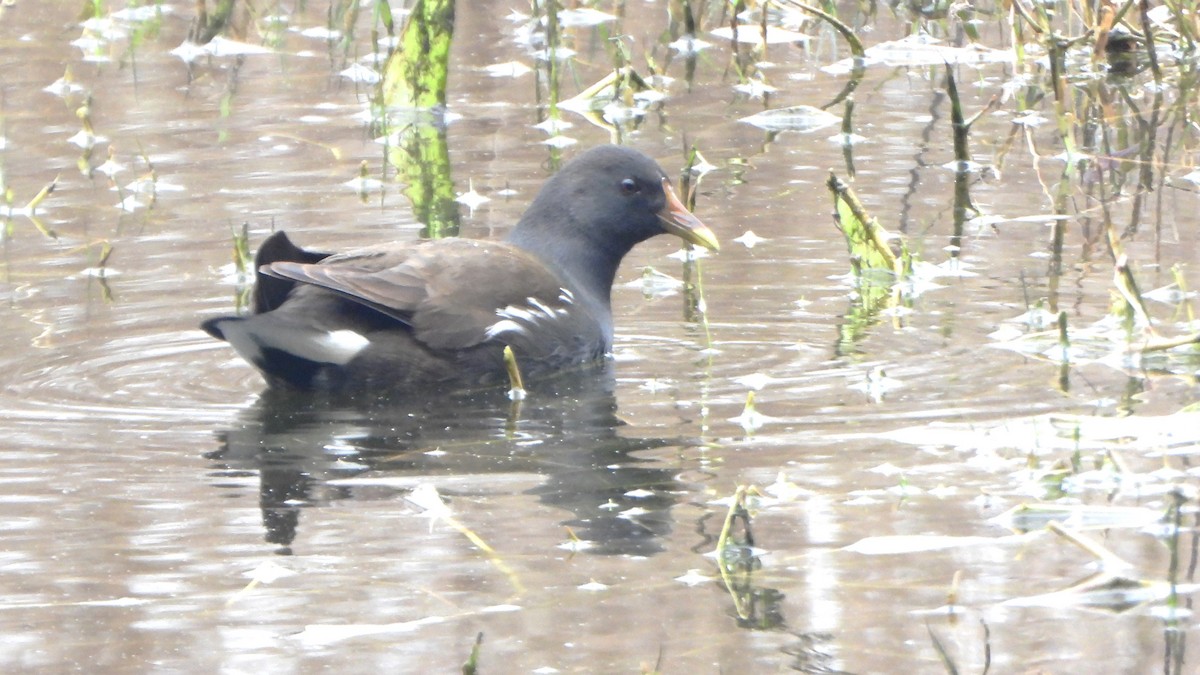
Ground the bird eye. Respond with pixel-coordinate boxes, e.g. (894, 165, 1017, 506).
(620, 178, 640, 195)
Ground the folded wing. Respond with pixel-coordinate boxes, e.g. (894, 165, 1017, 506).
(261, 238, 570, 351)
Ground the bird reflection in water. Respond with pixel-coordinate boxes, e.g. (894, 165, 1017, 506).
(206, 363, 688, 557)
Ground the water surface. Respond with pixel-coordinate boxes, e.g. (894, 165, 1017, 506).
(1, 1, 1198, 673)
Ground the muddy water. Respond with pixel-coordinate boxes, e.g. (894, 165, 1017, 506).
(2, 1, 1198, 673)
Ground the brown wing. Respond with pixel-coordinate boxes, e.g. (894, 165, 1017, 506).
(261, 239, 569, 350)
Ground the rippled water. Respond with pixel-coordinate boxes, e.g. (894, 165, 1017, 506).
(2, 1, 1198, 673)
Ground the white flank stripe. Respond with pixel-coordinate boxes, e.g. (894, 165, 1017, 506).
(527, 297, 556, 316)
(486, 319, 527, 339)
(497, 304, 537, 322)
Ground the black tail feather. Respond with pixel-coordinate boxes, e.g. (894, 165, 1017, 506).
(200, 316, 235, 341)
(253, 231, 332, 314)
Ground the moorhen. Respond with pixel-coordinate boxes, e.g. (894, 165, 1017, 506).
(201, 144, 719, 391)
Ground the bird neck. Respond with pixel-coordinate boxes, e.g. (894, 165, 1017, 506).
(507, 221, 623, 322)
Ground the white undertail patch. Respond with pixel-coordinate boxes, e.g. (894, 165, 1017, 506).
(311, 330, 372, 365)
(222, 318, 370, 366)
(217, 320, 264, 365)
